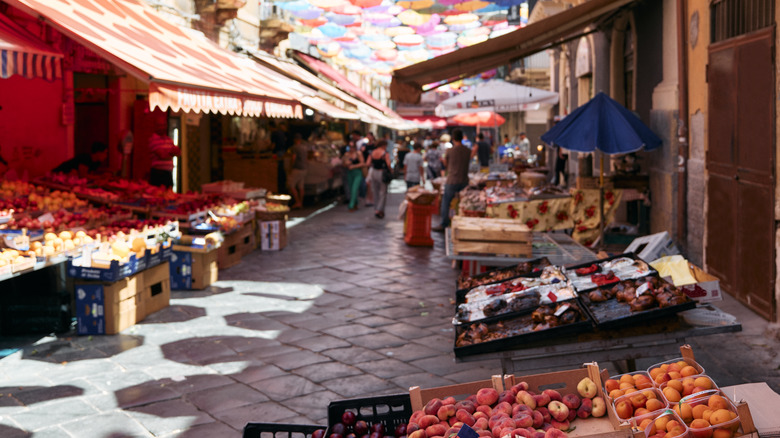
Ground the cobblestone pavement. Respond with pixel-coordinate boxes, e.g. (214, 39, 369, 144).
(0, 181, 778, 437)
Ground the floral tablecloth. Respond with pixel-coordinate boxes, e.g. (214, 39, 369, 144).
(485, 188, 623, 246)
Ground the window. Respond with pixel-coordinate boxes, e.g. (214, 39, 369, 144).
(711, 0, 774, 43)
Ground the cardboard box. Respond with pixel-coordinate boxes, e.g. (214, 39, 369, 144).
(258, 220, 287, 251)
(679, 263, 723, 303)
(237, 222, 256, 257)
(624, 231, 679, 262)
(171, 245, 218, 289)
(75, 273, 144, 335)
(218, 229, 243, 269)
(141, 262, 170, 316)
(169, 251, 193, 290)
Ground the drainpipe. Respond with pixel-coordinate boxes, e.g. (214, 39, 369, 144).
(676, 0, 689, 252)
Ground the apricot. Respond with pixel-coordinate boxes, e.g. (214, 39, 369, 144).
(646, 398, 666, 412)
(663, 386, 682, 403)
(668, 371, 682, 380)
(655, 373, 672, 385)
(649, 367, 664, 380)
(615, 399, 634, 419)
(690, 418, 712, 429)
(609, 389, 624, 400)
(681, 366, 698, 377)
(639, 418, 656, 435)
(654, 415, 671, 431)
(635, 376, 654, 390)
(634, 407, 650, 417)
(666, 379, 684, 393)
(709, 409, 732, 425)
(660, 364, 670, 372)
(665, 420, 682, 432)
(677, 403, 694, 423)
(712, 429, 734, 438)
(668, 363, 683, 373)
(704, 394, 726, 411)
(643, 389, 658, 400)
(702, 409, 714, 423)
(620, 374, 635, 384)
(693, 377, 713, 391)
(693, 404, 710, 420)
(620, 381, 636, 390)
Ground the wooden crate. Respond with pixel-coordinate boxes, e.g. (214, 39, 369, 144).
(409, 375, 504, 412)
(451, 216, 532, 256)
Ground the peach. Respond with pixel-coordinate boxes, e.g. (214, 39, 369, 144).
(566, 408, 577, 423)
(473, 411, 489, 421)
(693, 377, 713, 391)
(577, 398, 593, 419)
(492, 402, 512, 417)
(425, 399, 444, 416)
(646, 398, 666, 412)
(476, 405, 492, 416)
(681, 366, 698, 377)
(456, 409, 476, 426)
(514, 413, 534, 428)
(663, 387, 682, 403)
(591, 397, 606, 418)
(547, 401, 569, 422)
(577, 377, 598, 399)
(496, 391, 515, 406)
(511, 382, 529, 394)
(550, 419, 569, 431)
(510, 428, 533, 438)
(512, 404, 532, 417)
(443, 396, 457, 405)
(531, 410, 544, 428)
(544, 429, 567, 438)
(605, 379, 620, 393)
(533, 392, 551, 408)
(456, 401, 476, 414)
(561, 394, 580, 410)
(516, 391, 537, 410)
(425, 424, 447, 438)
(419, 415, 440, 429)
(408, 430, 427, 438)
(438, 405, 457, 421)
(708, 394, 728, 411)
(476, 388, 499, 406)
(542, 389, 562, 403)
(474, 418, 488, 430)
(614, 399, 633, 419)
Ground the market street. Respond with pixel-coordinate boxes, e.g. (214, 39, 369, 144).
(1, 183, 779, 437)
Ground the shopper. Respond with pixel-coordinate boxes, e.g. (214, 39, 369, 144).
(552, 146, 569, 186)
(53, 141, 109, 176)
(342, 144, 366, 212)
(395, 139, 410, 177)
(361, 132, 377, 207)
(403, 143, 425, 189)
(472, 132, 492, 169)
(288, 133, 309, 209)
(432, 129, 470, 232)
(270, 120, 288, 194)
(425, 141, 443, 180)
(366, 139, 392, 219)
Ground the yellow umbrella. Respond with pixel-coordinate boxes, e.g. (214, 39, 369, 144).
(308, 0, 349, 10)
(364, 39, 397, 50)
(396, 0, 435, 10)
(443, 13, 478, 25)
(385, 26, 416, 37)
(453, 0, 490, 12)
(397, 10, 429, 26)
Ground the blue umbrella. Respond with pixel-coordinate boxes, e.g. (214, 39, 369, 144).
(541, 92, 662, 248)
(541, 92, 662, 154)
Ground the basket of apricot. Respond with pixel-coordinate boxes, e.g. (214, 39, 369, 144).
(631, 409, 688, 438)
(612, 387, 669, 421)
(604, 371, 655, 403)
(674, 390, 741, 438)
(659, 375, 718, 402)
(647, 357, 705, 386)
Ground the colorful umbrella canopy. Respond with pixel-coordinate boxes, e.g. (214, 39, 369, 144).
(397, 0, 435, 10)
(454, 0, 490, 12)
(397, 10, 429, 26)
(452, 111, 506, 126)
(443, 13, 479, 25)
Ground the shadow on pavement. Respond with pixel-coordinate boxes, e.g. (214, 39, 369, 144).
(20, 334, 144, 363)
(0, 385, 83, 406)
(171, 286, 235, 299)
(0, 424, 31, 438)
(136, 305, 206, 324)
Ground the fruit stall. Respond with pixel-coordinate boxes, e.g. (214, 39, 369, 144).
(0, 174, 290, 335)
(246, 345, 775, 438)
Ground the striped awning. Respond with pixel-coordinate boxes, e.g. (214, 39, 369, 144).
(0, 13, 62, 81)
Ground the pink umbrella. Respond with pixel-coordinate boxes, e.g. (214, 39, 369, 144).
(452, 111, 506, 126)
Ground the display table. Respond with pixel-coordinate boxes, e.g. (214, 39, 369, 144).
(446, 230, 599, 275)
(455, 306, 742, 374)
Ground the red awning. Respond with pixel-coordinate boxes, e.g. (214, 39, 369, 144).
(292, 51, 399, 117)
(0, 12, 62, 81)
(5, 0, 302, 117)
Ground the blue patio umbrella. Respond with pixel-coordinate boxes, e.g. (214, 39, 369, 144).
(541, 92, 661, 153)
(541, 92, 662, 247)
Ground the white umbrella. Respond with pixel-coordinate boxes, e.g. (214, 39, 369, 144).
(434, 79, 559, 117)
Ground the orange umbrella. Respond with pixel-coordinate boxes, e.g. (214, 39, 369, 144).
(452, 111, 505, 126)
(397, 0, 435, 10)
(454, 0, 490, 12)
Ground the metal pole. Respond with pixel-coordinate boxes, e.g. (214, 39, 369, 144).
(599, 153, 605, 251)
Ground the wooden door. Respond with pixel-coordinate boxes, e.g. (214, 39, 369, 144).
(706, 28, 775, 320)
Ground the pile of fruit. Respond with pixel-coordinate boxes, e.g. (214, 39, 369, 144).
(324, 412, 407, 438)
(0, 248, 35, 269)
(405, 377, 606, 438)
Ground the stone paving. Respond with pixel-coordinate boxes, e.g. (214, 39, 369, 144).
(0, 180, 779, 437)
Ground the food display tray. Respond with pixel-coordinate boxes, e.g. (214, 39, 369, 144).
(563, 252, 657, 293)
(453, 299, 593, 358)
(456, 257, 552, 294)
(576, 275, 696, 330)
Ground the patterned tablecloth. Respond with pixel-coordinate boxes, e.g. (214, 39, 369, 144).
(485, 188, 623, 246)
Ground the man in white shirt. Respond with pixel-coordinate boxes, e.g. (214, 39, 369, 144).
(403, 143, 425, 189)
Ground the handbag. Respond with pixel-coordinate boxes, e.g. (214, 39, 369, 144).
(380, 153, 393, 184)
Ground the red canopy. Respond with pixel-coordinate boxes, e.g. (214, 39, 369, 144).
(0, 12, 62, 81)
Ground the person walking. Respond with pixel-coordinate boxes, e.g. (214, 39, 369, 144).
(288, 133, 309, 209)
(403, 143, 425, 189)
(432, 129, 471, 232)
(425, 141, 443, 180)
(148, 121, 180, 188)
(367, 139, 392, 219)
(552, 146, 569, 186)
(471, 132, 492, 170)
(342, 145, 366, 212)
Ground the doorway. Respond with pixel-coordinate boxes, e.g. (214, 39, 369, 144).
(706, 28, 775, 320)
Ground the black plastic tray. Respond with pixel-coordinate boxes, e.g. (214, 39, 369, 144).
(326, 394, 412, 433)
(243, 423, 325, 438)
(453, 299, 593, 358)
(563, 252, 656, 293)
(455, 257, 552, 293)
(453, 289, 543, 326)
(576, 275, 696, 330)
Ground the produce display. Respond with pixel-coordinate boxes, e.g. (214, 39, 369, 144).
(326, 413, 407, 438)
(564, 256, 654, 292)
(458, 187, 487, 214)
(406, 376, 606, 438)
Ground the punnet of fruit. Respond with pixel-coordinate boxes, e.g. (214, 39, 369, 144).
(676, 390, 742, 438)
(406, 377, 607, 438)
(326, 394, 412, 438)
